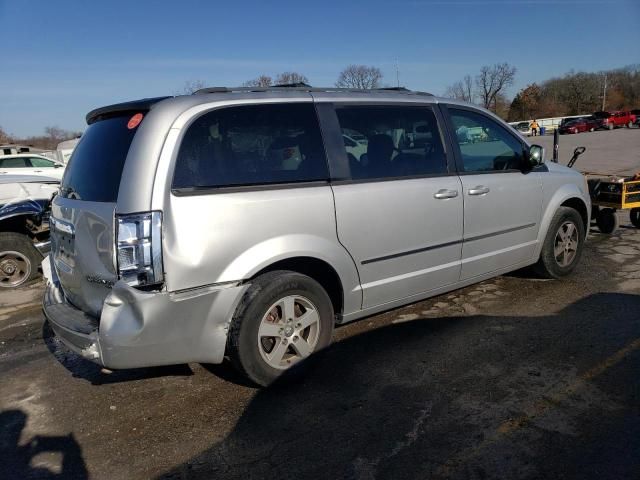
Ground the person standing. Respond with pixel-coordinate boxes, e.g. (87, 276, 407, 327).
(531, 119, 539, 136)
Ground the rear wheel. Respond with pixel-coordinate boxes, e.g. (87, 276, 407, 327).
(227, 270, 334, 386)
(534, 207, 584, 279)
(596, 208, 618, 234)
(630, 208, 640, 228)
(608, 123, 614, 130)
(0, 233, 41, 288)
(627, 121, 633, 128)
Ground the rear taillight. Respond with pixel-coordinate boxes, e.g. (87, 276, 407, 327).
(116, 212, 163, 287)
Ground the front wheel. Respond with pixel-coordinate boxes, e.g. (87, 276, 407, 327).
(534, 207, 585, 279)
(227, 270, 334, 386)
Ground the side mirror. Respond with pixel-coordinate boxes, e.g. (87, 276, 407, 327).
(528, 144, 545, 166)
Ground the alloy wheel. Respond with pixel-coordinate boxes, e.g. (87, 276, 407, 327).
(554, 221, 579, 267)
(257, 295, 321, 370)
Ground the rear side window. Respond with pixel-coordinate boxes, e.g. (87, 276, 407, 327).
(172, 103, 328, 190)
(334, 105, 447, 180)
(61, 114, 140, 201)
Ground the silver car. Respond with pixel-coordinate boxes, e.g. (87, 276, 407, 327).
(43, 87, 591, 386)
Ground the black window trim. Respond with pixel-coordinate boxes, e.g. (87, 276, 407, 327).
(317, 101, 457, 184)
(440, 103, 530, 176)
(171, 179, 330, 196)
(169, 101, 332, 194)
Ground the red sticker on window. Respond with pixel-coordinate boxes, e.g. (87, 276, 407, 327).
(127, 113, 144, 129)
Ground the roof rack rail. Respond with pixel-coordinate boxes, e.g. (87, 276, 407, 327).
(376, 87, 410, 92)
(271, 82, 313, 88)
(192, 85, 434, 96)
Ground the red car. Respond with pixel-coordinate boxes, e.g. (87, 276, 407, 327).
(558, 116, 599, 134)
(593, 111, 636, 130)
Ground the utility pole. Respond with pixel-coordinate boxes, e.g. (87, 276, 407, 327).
(395, 58, 400, 88)
(601, 73, 607, 111)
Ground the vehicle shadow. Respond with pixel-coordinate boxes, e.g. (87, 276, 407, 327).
(158, 292, 640, 480)
(42, 321, 193, 385)
(0, 409, 88, 479)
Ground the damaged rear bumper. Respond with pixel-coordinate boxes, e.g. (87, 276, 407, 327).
(43, 277, 248, 369)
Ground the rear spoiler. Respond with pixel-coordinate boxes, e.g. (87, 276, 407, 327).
(86, 97, 172, 124)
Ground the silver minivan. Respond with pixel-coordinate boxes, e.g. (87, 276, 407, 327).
(44, 86, 590, 386)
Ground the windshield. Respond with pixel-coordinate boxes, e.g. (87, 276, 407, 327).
(60, 113, 141, 202)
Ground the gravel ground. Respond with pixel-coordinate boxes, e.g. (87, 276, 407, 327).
(530, 126, 640, 175)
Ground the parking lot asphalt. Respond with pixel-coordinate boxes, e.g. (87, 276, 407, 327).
(1, 130, 640, 479)
(1, 215, 639, 480)
(530, 127, 640, 175)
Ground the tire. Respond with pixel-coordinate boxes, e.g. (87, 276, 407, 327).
(630, 208, 640, 228)
(534, 207, 585, 279)
(596, 208, 618, 234)
(0, 232, 41, 288)
(627, 121, 632, 128)
(589, 127, 595, 132)
(608, 123, 614, 130)
(227, 270, 334, 386)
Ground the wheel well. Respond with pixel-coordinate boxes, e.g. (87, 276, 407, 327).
(0, 215, 33, 236)
(252, 257, 344, 315)
(561, 198, 589, 234)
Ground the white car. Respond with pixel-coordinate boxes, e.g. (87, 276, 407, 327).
(343, 134, 368, 161)
(0, 154, 65, 179)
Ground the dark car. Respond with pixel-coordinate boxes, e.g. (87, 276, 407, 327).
(558, 116, 599, 134)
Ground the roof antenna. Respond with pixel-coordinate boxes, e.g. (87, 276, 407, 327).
(395, 58, 400, 88)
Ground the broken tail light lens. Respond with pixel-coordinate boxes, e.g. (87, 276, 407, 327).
(116, 212, 163, 287)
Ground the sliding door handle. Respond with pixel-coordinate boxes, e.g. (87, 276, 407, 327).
(434, 189, 459, 199)
(468, 186, 490, 196)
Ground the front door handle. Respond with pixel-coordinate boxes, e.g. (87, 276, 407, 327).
(434, 189, 459, 199)
(468, 186, 490, 196)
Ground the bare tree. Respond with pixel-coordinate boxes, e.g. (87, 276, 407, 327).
(176, 79, 207, 95)
(444, 75, 474, 102)
(335, 65, 383, 89)
(242, 75, 273, 87)
(475, 63, 517, 111)
(45, 126, 66, 143)
(275, 72, 309, 85)
(0, 126, 11, 144)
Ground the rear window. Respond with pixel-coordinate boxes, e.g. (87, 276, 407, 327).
(60, 114, 140, 202)
(172, 103, 328, 190)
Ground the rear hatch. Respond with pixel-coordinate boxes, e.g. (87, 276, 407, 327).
(51, 107, 149, 318)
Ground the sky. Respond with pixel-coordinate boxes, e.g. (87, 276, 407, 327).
(1, 0, 639, 137)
